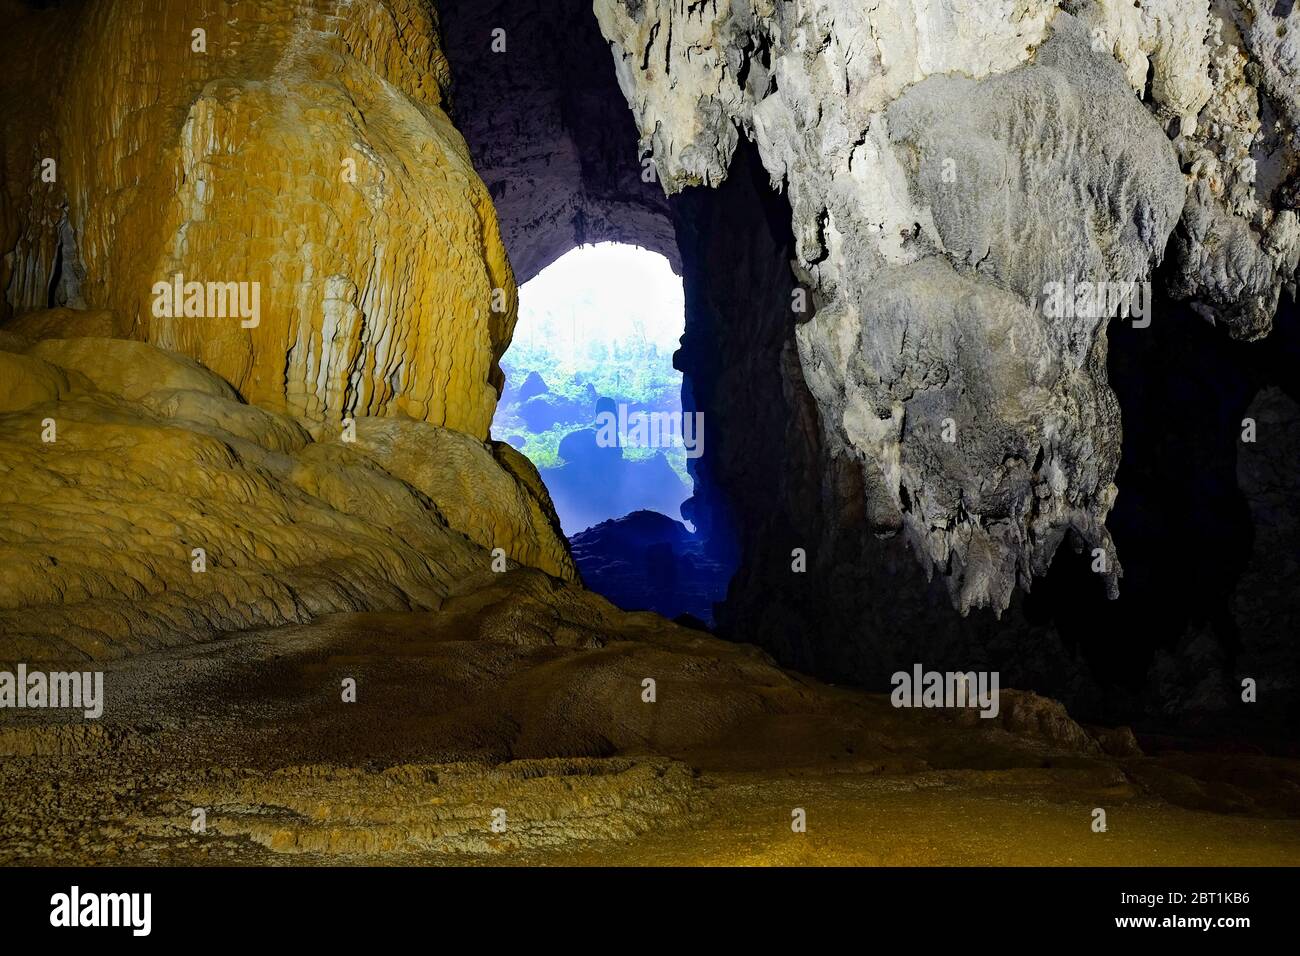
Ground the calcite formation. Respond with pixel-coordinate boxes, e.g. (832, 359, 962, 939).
(0, 0, 1297, 871)
(0, 1, 582, 653)
(2, 0, 516, 437)
(0, 322, 574, 660)
(594, 0, 1300, 614)
(4, 568, 1300, 865)
(338, 416, 575, 579)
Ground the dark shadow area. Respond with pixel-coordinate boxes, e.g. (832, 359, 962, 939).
(570, 510, 731, 627)
(1024, 276, 1300, 735)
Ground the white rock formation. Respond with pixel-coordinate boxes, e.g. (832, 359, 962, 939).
(594, 0, 1299, 614)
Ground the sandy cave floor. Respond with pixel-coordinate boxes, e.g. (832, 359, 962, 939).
(1, 569, 1298, 867)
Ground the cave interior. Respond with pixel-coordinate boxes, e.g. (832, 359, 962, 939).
(0, 0, 1297, 867)
(440, 0, 1299, 738)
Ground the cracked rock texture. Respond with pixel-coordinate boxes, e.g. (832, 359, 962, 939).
(594, 0, 1299, 613)
(0, 1, 579, 653)
(5, 567, 1299, 864)
(1, 0, 516, 437)
(0, 324, 575, 660)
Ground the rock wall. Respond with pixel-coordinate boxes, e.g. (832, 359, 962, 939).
(438, 0, 678, 283)
(2, 0, 515, 436)
(0, 317, 575, 660)
(1229, 383, 1300, 728)
(0, 0, 579, 659)
(594, 0, 1300, 616)
(670, 139, 812, 581)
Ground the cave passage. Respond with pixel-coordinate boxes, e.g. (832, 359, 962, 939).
(492, 242, 733, 626)
(492, 242, 691, 536)
(3, 0, 1300, 876)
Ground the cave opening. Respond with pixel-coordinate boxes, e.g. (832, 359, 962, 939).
(438, 0, 744, 626)
(493, 239, 743, 624)
(5, 0, 1300, 874)
(492, 242, 732, 623)
(492, 241, 692, 538)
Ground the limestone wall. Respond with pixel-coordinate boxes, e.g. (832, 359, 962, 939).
(2, 0, 516, 436)
(0, 1, 578, 658)
(593, 0, 1300, 615)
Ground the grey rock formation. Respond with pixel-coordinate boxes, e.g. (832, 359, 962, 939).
(1228, 385, 1300, 725)
(439, 0, 678, 283)
(593, 0, 1299, 614)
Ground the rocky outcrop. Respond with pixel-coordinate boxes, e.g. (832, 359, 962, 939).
(568, 510, 732, 623)
(338, 416, 575, 579)
(1133, 0, 1300, 339)
(0, 324, 576, 661)
(1, 0, 516, 436)
(0, 0, 585, 656)
(594, 0, 1300, 615)
(438, 0, 678, 283)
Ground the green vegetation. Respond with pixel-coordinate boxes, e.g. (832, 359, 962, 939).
(498, 338, 689, 485)
(492, 243, 692, 487)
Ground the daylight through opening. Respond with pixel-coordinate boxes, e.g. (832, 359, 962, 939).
(493, 243, 691, 536)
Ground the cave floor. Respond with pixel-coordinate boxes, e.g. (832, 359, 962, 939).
(2, 570, 1297, 866)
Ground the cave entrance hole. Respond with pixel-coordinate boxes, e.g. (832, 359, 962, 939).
(492, 242, 728, 625)
(493, 242, 691, 535)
